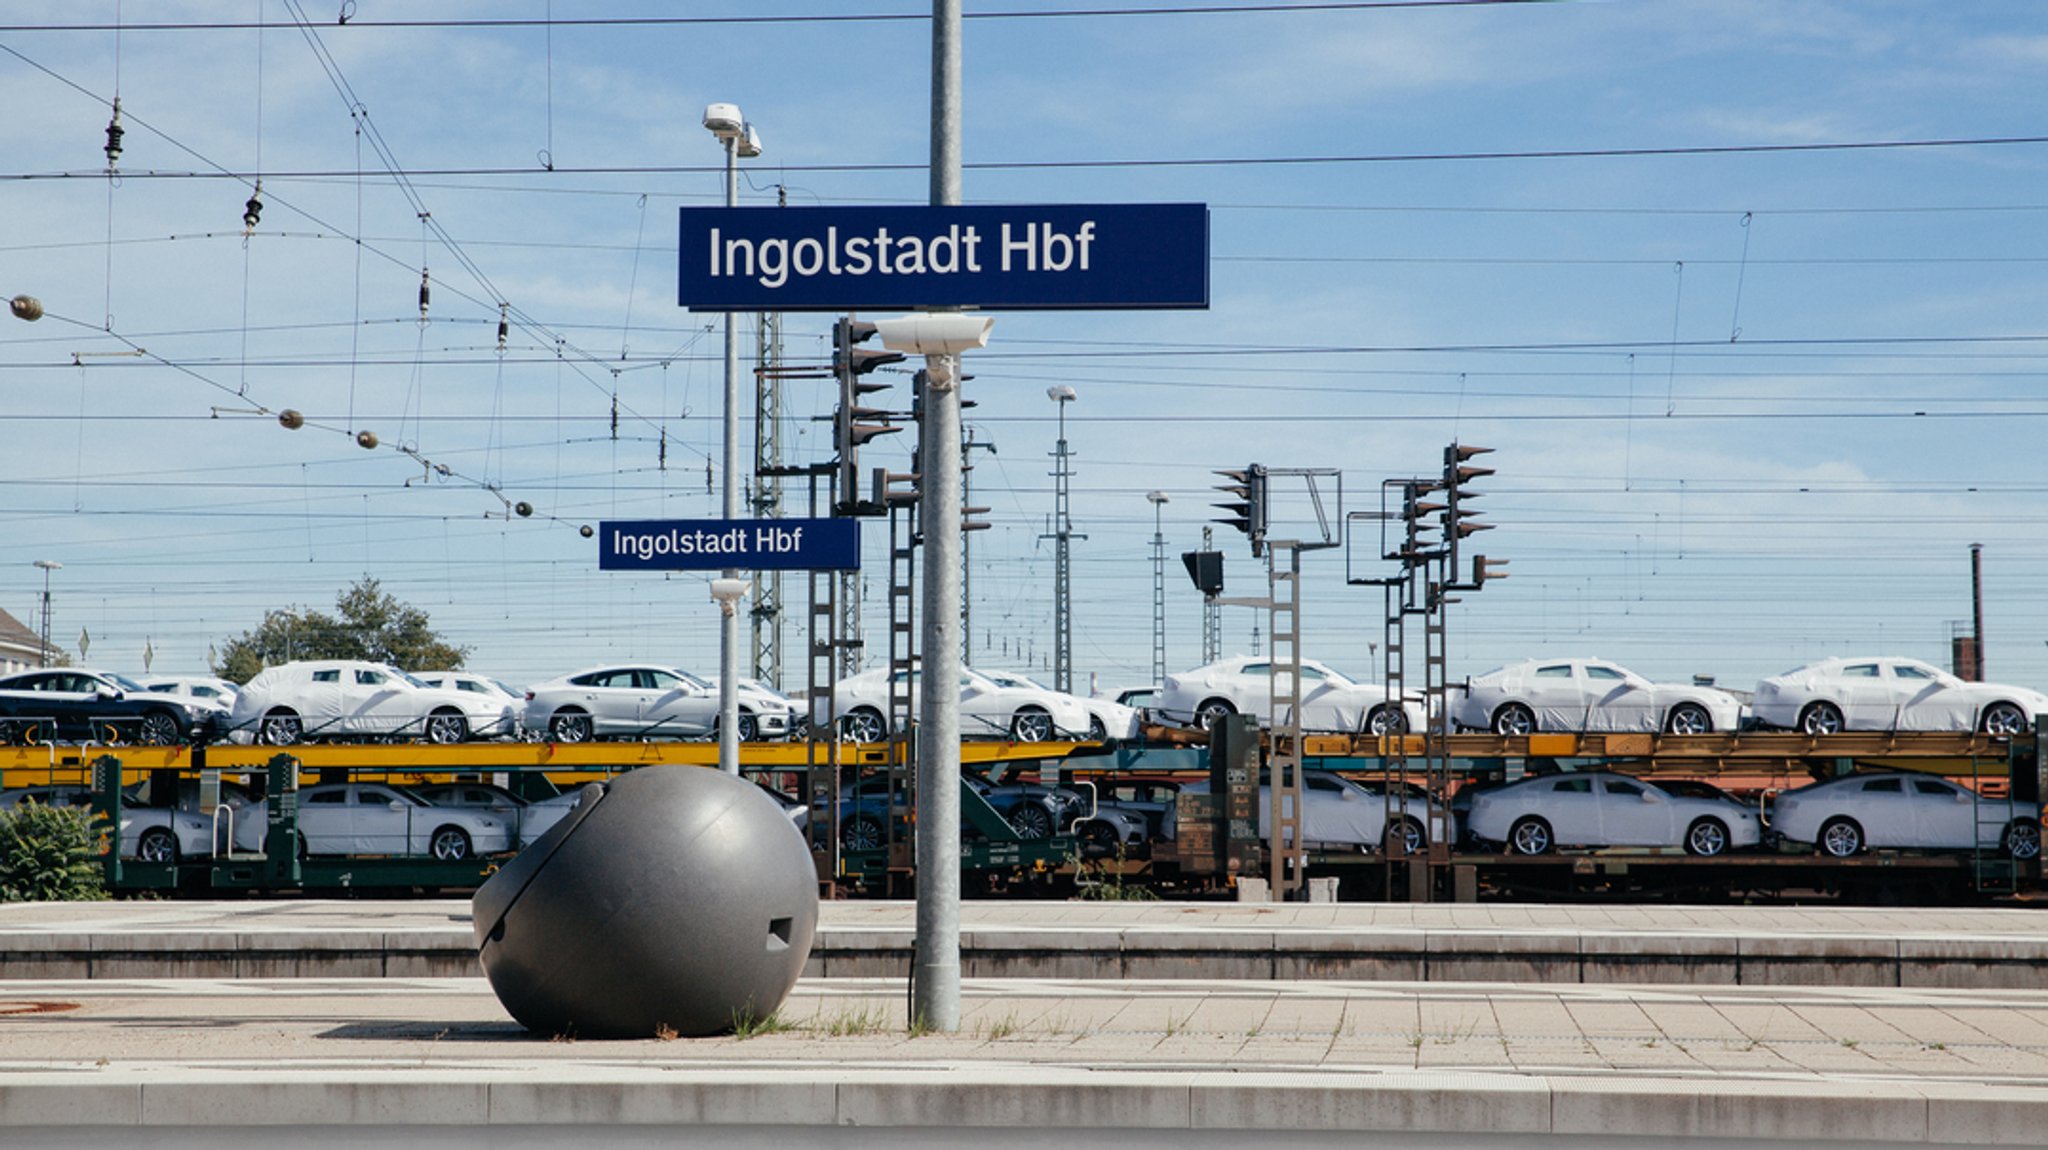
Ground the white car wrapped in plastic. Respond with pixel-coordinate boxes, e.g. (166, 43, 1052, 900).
(227, 661, 510, 745)
(1751, 657, 2048, 736)
(825, 666, 1091, 743)
(1454, 657, 1743, 735)
(981, 670, 1141, 740)
(1156, 655, 1423, 735)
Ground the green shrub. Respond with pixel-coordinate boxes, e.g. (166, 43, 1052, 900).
(0, 800, 108, 902)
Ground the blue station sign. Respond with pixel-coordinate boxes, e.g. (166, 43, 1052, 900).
(677, 203, 1209, 312)
(598, 518, 860, 572)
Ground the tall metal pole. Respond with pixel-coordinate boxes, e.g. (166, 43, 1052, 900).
(717, 134, 743, 774)
(32, 560, 60, 668)
(1969, 542, 1985, 681)
(1046, 388, 1077, 693)
(1148, 491, 1169, 684)
(962, 427, 995, 662)
(1201, 526, 1220, 663)
(914, 0, 964, 1034)
(752, 290, 785, 689)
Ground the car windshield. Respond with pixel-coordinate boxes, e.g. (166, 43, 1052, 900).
(392, 668, 431, 689)
(104, 672, 148, 691)
(672, 668, 713, 690)
(490, 679, 521, 697)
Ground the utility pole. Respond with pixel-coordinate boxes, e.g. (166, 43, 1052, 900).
(961, 427, 996, 662)
(1201, 526, 1220, 663)
(32, 560, 60, 667)
(914, 0, 965, 1036)
(752, 307, 784, 690)
(1148, 491, 1170, 684)
(1043, 385, 1083, 692)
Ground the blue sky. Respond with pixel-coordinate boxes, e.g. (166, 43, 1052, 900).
(3, 1, 2046, 697)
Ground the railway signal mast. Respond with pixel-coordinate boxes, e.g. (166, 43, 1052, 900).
(1357, 442, 1507, 900)
(1202, 462, 1342, 900)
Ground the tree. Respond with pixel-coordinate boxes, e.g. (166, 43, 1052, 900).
(213, 577, 471, 684)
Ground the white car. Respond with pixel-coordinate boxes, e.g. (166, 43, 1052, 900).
(1164, 771, 1434, 854)
(1463, 771, 1762, 857)
(138, 675, 240, 707)
(523, 664, 793, 743)
(227, 661, 510, 745)
(1768, 771, 2042, 859)
(410, 781, 584, 847)
(826, 666, 1092, 743)
(1455, 658, 1743, 735)
(233, 782, 512, 859)
(981, 670, 1141, 740)
(1156, 656, 1424, 736)
(1751, 657, 2048, 736)
(1094, 683, 1159, 712)
(0, 786, 218, 864)
(705, 677, 805, 740)
(408, 672, 526, 738)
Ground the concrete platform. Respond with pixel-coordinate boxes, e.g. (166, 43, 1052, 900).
(3, 974, 2047, 1146)
(5, 900, 2048, 987)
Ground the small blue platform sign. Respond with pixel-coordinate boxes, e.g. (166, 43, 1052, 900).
(677, 203, 1209, 312)
(598, 518, 860, 572)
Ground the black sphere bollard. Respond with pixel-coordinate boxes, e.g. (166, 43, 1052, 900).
(472, 766, 818, 1038)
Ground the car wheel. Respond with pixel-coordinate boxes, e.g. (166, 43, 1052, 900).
(1366, 705, 1408, 736)
(841, 814, 885, 851)
(1981, 702, 2029, 737)
(138, 709, 183, 746)
(1799, 701, 1845, 736)
(549, 712, 594, 743)
(136, 826, 179, 864)
(736, 710, 759, 743)
(259, 709, 303, 745)
(1010, 706, 1054, 743)
(424, 710, 468, 745)
(1078, 818, 1120, 857)
(1665, 703, 1714, 736)
(1197, 698, 1237, 729)
(1492, 703, 1537, 736)
(1818, 816, 1864, 858)
(429, 826, 473, 861)
(1684, 817, 1730, 857)
(1087, 714, 1107, 742)
(2003, 819, 2042, 861)
(1009, 803, 1055, 839)
(0, 720, 15, 745)
(841, 708, 888, 744)
(1508, 816, 1553, 856)
(1392, 816, 1426, 855)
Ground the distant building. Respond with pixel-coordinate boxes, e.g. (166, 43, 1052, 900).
(0, 607, 50, 673)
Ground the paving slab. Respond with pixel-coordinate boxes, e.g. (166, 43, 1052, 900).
(2, 976, 2046, 1144)
(11, 898, 2048, 987)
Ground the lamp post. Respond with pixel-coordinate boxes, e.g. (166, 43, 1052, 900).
(1147, 491, 1169, 684)
(1045, 385, 1079, 692)
(702, 103, 762, 775)
(31, 560, 60, 667)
